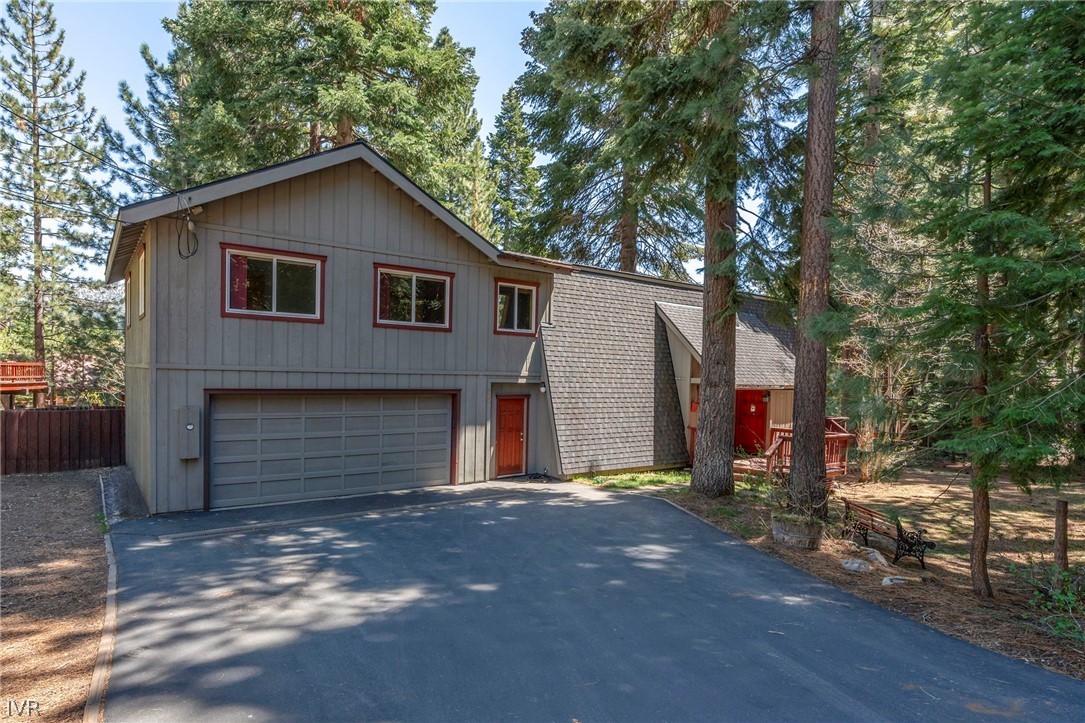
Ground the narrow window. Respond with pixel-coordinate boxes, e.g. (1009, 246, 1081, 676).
(223, 245, 324, 322)
(137, 246, 146, 318)
(495, 280, 537, 335)
(375, 264, 452, 330)
(125, 271, 132, 328)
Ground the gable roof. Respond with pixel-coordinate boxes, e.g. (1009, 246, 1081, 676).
(656, 300, 796, 388)
(542, 270, 704, 476)
(541, 269, 796, 476)
(105, 138, 567, 283)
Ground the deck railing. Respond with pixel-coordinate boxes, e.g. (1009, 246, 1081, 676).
(0, 362, 48, 393)
(758, 422, 851, 479)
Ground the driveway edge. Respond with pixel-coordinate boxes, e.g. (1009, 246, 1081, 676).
(84, 478, 119, 723)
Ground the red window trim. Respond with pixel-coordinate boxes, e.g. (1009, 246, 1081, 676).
(493, 278, 540, 337)
(137, 245, 147, 320)
(373, 262, 454, 333)
(220, 242, 327, 324)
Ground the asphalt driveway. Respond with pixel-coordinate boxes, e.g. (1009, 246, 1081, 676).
(105, 483, 1084, 722)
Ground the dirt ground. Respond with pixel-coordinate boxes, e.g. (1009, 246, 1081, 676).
(1, 469, 108, 722)
(658, 464, 1085, 681)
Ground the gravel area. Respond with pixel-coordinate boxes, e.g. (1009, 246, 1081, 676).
(1, 468, 110, 722)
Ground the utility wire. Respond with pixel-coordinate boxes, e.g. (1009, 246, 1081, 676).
(0, 101, 172, 193)
(5, 188, 118, 225)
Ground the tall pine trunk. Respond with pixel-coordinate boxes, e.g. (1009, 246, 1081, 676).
(692, 198, 738, 497)
(970, 161, 994, 598)
(690, 1, 740, 498)
(617, 171, 638, 273)
(30, 27, 45, 408)
(789, 0, 840, 516)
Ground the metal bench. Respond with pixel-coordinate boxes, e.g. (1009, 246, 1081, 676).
(842, 498, 936, 569)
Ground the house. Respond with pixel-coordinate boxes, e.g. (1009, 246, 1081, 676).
(105, 140, 796, 514)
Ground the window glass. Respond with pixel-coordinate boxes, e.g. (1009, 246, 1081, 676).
(496, 283, 535, 332)
(227, 250, 320, 318)
(276, 260, 317, 315)
(516, 288, 533, 331)
(414, 277, 447, 325)
(497, 285, 515, 329)
(243, 257, 274, 312)
(379, 272, 413, 322)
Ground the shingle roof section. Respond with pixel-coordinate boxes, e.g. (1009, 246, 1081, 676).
(656, 300, 796, 388)
(542, 271, 701, 476)
(542, 270, 795, 477)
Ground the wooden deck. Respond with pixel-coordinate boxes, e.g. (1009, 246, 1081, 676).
(732, 420, 852, 481)
(1, 362, 47, 394)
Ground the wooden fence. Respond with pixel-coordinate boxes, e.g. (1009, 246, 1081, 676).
(1, 407, 125, 474)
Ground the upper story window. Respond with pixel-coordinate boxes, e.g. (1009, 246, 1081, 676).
(222, 243, 325, 323)
(125, 271, 132, 329)
(375, 264, 453, 331)
(495, 279, 538, 335)
(136, 245, 146, 319)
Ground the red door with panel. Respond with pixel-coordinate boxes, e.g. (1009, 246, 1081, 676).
(734, 389, 768, 454)
(496, 396, 527, 477)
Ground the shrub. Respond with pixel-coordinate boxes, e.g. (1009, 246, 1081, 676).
(1013, 563, 1085, 646)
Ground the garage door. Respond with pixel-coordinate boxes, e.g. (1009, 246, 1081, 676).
(209, 393, 453, 509)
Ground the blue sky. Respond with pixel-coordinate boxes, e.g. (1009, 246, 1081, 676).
(53, 0, 546, 140)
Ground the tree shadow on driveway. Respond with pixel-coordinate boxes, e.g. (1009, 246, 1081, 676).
(105, 486, 1085, 722)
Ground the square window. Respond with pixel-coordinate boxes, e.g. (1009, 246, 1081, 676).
(495, 281, 537, 334)
(375, 265, 451, 330)
(224, 246, 323, 322)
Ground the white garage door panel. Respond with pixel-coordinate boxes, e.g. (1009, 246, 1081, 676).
(210, 393, 453, 509)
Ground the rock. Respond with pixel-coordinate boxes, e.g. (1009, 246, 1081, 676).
(838, 540, 862, 553)
(882, 576, 909, 586)
(841, 559, 871, 573)
(864, 549, 891, 569)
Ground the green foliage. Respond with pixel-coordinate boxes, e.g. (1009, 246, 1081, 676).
(487, 86, 539, 249)
(901, 1, 1085, 489)
(519, 0, 702, 277)
(0, 0, 121, 404)
(110, 0, 492, 229)
(1013, 563, 1085, 646)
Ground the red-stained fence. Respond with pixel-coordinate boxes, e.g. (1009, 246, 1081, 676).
(1, 407, 125, 474)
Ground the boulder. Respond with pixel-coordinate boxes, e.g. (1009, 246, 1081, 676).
(882, 576, 909, 586)
(864, 549, 891, 569)
(841, 559, 871, 573)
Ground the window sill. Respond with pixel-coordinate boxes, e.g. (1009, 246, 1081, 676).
(374, 320, 452, 333)
(222, 309, 324, 324)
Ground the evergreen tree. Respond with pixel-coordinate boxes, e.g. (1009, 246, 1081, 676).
(487, 86, 539, 248)
(0, 0, 116, 405)
(900, 1, 1085, 596)
(618, 0, 754, 496)
(519, 0, 701, 278)
(788, 0, 841, 517)
(111, 0, 490, 227)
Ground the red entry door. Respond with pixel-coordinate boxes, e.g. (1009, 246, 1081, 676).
(496, 397, 527, 477)
(735, 390, 768, 454)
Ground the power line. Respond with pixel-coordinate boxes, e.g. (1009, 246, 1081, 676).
(0, 101, 173, 193)
(4, 188, 117, 226)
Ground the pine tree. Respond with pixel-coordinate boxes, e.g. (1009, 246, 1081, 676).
(788, 0, 841, 517)
(487, 86, 539, 248)
(519, 0, 701, 278)
(111, 0, 489, 226)
(902, 1, 1085, 596)
(0, 0, 115, 406)
(615, 0, 753, 497)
